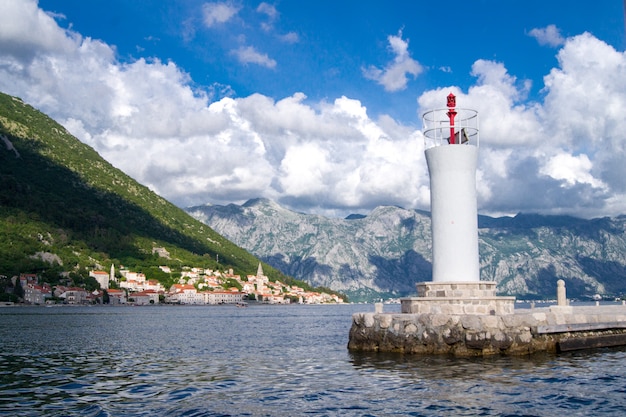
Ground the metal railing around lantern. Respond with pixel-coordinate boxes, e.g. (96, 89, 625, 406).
(422, 107, 479, 149)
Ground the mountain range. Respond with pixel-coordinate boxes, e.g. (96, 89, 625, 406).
(187, 198, 626, 302)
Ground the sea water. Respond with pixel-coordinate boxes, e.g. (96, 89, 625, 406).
(1, 304, 625, 416)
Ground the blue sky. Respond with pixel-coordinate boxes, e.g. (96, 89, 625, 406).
(37, 0, 625, 123)
(1, 1, 626, 218)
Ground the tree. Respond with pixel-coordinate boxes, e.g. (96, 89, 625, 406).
(0, 292, 18, 303)
(0, 275, 11, 294)
(13, 278, 24, 300)
(41, 265, 63, 285)
(84, 276, 100, 292)
(222, 278, 242, 291)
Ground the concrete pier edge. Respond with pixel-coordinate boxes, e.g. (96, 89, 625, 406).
(347, 303, 626, 356)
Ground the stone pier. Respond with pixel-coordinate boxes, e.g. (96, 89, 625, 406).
(348, 301, 626, 356)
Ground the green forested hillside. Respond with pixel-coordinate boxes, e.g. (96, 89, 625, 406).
(0, 92, 293, 290)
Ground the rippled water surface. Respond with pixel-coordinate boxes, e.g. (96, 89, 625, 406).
(1, 304, 626, 416)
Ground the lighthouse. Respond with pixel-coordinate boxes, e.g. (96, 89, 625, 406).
(424, 93, 479, 282)
(400, 94, 515, 315)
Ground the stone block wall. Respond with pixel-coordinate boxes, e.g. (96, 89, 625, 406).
(401, 282, 515, 315)
(348, 306, 626, 356)
(416, 281, 498, 298)
(401, 297, 515, 315)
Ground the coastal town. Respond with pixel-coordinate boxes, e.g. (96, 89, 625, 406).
(8, 262, 344, 306)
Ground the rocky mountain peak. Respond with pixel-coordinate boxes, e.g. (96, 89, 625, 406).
(187, 199, 626, 302)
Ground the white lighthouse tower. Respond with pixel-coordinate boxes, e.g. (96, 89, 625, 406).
(401, 94, 514, 315)
(424, 93, 479, 282)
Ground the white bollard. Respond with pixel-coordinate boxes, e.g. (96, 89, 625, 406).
(557, 280, 567, 306)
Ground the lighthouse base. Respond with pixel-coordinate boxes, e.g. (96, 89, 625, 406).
(400, 281, 515, 315)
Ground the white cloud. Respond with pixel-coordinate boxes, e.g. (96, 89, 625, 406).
(363, 30, 423, 92)
(255, 3, 298, 43)
(529, 24, 565, 47)
(0, 0, 79, 62)
(231, 46, 277, 68)
(540, 153, 606, 189)
(279, 32, 299, 44)
(279, 143, 330, 196)
(202, 1, 240, 27)
(2, 1, 626, 218)
(256, 2, 278, 20)
(417, 33, 626, 217)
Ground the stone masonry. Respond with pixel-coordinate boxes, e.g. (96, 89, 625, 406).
(400, 281, 515, 315)
(348, 304, 626, 356)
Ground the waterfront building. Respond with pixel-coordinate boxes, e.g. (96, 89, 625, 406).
(58, 287, 89, 304)
(131, 290, 159, 305)
(107, 288, 126, 305)
(203, 290, 244, 305)
(89, 270, 110, 290)
(23, 283, 52, 304)
(168, 284, 204, 304)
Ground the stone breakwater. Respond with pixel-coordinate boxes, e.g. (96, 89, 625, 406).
(348, 305, 626, 356)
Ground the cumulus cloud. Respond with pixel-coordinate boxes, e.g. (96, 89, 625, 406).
(363, 30, 423, 92)
(1, 1, 626, 218)
(529, 24, 565, 47)
(416, 33, 626, 217)
(230, 45, 277, 68)
(540, 153, 607, 189)
(202, 1, 240, 27)
(0, 0, 79, 62)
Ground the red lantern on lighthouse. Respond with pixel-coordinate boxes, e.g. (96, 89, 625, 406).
(446, 93, 457, 144)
